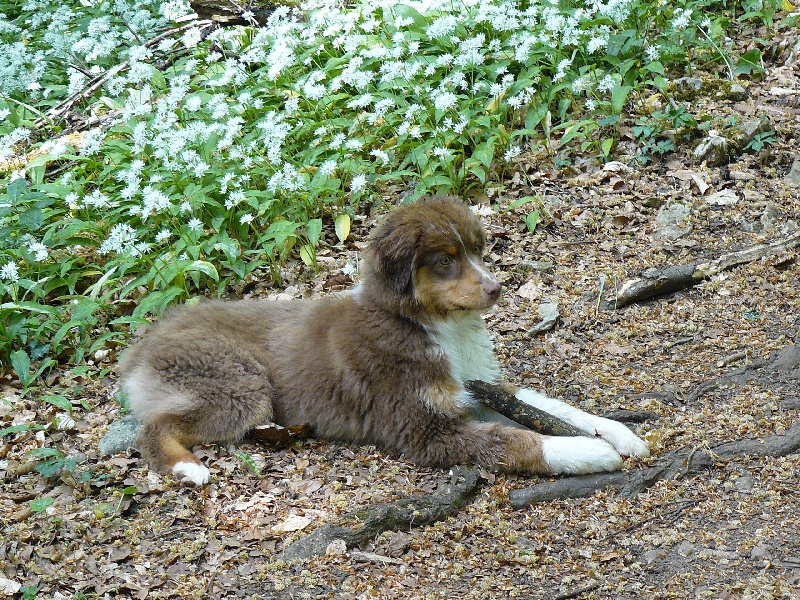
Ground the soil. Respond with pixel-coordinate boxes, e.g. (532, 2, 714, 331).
(2, 14, 800, 600)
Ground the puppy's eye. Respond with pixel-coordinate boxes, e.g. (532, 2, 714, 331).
(439, 256, 453, 267)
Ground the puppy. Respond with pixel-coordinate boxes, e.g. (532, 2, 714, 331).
(119, 196, 649, 486)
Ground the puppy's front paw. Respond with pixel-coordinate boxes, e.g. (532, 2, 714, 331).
(172, 461, 211, 486)
(541, 436, 623, 475)
(592, 418, 650, 458)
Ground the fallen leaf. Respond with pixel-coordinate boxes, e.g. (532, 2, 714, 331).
(273, 514, 312, 534)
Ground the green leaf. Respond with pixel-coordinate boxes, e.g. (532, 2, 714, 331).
(506, 196, 538, 211)
(10, 349, 32, 387)
(601, 137, 614, 157)
(525, 210, 540, 234)
(611, 85, 633, 114)
(26, 447, 63, 459)
(299, 244, 316, 267)
(30, 497, 55, 513)
(42, 394, 73, 413)
(305, 218, 323, 247)
(185, 260, 219, 283)
(7, 178, 26, 203)
(334, 213, 351, 243)
(0, 423, 31, 436)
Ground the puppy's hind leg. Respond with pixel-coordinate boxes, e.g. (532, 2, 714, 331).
(136, 415, 212, 486)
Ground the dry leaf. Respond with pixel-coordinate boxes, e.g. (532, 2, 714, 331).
(272, 514, 313, 534)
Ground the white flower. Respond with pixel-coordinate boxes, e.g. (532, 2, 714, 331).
(26, 240, 49, 262)
(240, 213, 255, 224)
(597, 75, 616, 93)
(187, 218, 203, 231)
(320, 159, 337, 176)
(433, 146, 451, 159)
(427, 15, 459, 39)
(182, 28, 203, 48)
(645, 44, 660, 62)
(671, 8, 693, 30)
(100, 224, 138, 255)
(342, 261, 357, 276)
(155, 229, 171, 243)
(433, 91, 458, 112)
(504, 146, 521, 160)
(350, 174, 367, 194)
(1, 261, 19, 282)
(370, 149, 389, 165)
(184, 95, 202, 112)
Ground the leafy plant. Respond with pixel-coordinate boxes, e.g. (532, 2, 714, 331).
(0, 0, 783, 375)
(745, 130, 776, 152)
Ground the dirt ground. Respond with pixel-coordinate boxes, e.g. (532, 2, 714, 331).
(3, 15, 800, 600)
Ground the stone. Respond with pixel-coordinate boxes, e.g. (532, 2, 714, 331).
(706, 190, 739, 206)
(527, 300, 560, 335)
(654, 201, 692, 240)
(730, 116, 772, 150)
(693, 132, 731, 165)
(785, 156, 800, 186)
(727, 83, 748, 101)
(98, 415, 140, 455)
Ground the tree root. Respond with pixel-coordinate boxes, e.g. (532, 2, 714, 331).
(279, 466, 483, 562)
(509, 419, 800, 509)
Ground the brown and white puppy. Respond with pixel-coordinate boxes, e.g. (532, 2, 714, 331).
(119, 196, 649, 486)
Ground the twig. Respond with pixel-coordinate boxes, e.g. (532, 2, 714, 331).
(551, 581, 600, 600)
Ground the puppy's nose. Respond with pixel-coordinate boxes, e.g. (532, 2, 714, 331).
(483, 279, 501, 300)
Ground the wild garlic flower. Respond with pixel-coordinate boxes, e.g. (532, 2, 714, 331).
(350, 174, 367, 194)
(0, 262, 19, 282)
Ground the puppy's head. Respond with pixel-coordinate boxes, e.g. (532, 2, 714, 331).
(365, 196, 500, 317)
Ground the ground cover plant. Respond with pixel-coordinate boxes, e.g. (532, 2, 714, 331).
(0, 0, 782, 383)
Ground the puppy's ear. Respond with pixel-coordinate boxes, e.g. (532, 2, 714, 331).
(369, 223, 417, 295)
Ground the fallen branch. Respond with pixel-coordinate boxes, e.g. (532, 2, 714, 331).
(465, 380, 588, 437)
(509, 419, 800, 509)
(600, 229, 800, 309)
(279, 466, 483, 562)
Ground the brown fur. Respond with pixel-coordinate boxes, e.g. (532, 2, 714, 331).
(119, 196, 558, 481)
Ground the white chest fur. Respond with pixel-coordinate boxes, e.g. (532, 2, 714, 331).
(427, 312, 500, 386)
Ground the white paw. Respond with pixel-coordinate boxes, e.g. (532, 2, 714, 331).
(172, 461, 210, 486)
(541, 436, 623, 475)
(515, 389, 650, 459)
(591, 417, 650, 458)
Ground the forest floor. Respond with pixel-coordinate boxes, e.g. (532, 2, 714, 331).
(3, 14, 800, 600)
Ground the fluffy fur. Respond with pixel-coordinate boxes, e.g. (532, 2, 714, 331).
(119, 196, 649, 486)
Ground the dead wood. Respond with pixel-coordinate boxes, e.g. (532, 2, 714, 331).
(245, 423, 312, 448)
(509, 419, 800, 509)
(600, 229, 800, 309)
(189, 0, 284, 25)
(465, 380, 588, 437)
(279, 466, 484, 562)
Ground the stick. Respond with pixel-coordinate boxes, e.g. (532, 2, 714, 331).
(465, 380, 588, 437)
(601, 229, 800, 310)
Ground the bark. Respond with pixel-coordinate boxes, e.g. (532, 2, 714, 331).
(279, 466, 483, 562)
(600, 229, 800, 310)
(509, 419, 800, 509)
